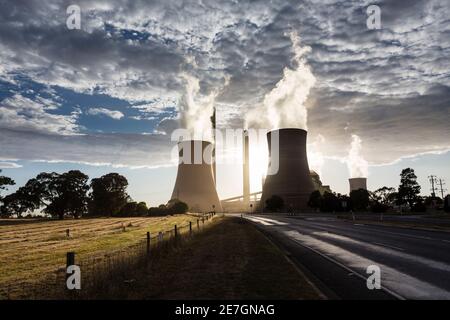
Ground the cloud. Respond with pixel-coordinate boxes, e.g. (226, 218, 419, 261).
(0, 128, 175, 168)
(87, 107, 124, 120)
(0, 0, 448, 169)
(0, 94, 79, 135)
(0, 161, 22, 169)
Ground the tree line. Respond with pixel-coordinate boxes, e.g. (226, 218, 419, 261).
(306, 168, 448, 213)
(263, 168, 450, 213)
(0, 170, 187, 219)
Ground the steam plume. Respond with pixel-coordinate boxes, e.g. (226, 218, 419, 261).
(179, 73, 216, 141)
(246, 32, 316, 129)
(308, 134, 325, 177)
(347, 134, 368, 178)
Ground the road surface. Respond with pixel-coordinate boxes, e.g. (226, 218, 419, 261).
(241, 214, 450, 300)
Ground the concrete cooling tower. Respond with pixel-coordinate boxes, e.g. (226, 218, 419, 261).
(171, 140, 222, 212)
(260, 128, 315, 210)
(349, 178, 367, 193)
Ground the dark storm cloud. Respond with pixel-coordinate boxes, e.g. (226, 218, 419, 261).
(0, 0, 449, 166)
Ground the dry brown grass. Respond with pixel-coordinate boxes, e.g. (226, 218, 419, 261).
(80, 217, 322, 300)
(0, 214, 203, 298)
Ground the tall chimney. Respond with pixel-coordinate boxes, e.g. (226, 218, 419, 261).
(260, 128, 315, 210)
(171, 140, 222, 212)
(210, 107, 217, 186)
(349, 178, 367, 193)
(243, 130, 250, 207)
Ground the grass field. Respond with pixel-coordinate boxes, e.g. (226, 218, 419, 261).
(0, 214, 202, 297)
(82, 217, 323, 299)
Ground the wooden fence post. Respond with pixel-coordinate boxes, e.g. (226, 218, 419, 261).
(146, 232, 150, 255)
(66, 252, 75, 281)
(197, 219, 199, 229)
(174, 225, 178, 238)
(66, 229, 70, 238)
(189, 221, 192, 235)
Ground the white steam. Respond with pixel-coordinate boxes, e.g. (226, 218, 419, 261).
(246, 32, 316, 130)
(308, 134, 326, 177)
(179, 73, 217, 141)
(347, 134, 368, 178)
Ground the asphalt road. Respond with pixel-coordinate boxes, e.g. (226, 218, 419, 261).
(240, 214, 450, 300)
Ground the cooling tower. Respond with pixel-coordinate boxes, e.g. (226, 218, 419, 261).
(260, 128, 315, 210)
(349, 178, 367, 193)
(171, 140, 222, 212)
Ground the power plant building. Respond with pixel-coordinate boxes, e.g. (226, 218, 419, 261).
(260, 128, 315, 210)
(349, 177, 367, 193)
(171, 140, 222, 212)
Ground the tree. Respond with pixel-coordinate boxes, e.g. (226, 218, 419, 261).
(411, 196, 426, 213)
(148, 204, 168, 216)
(371, 187, 396, 206)
(350, 189, 370, 211)
(167, 199, 188, 214)
(308, 190, 322, 211)
(265, 195, 284, 212)
(320, 192, 338, 212)
(119, 201, 138, 216)
(135, 202, 149, 216)
(0, 169, 15, 205)
(397, 168, 421, 208)
(36, 171, 89, 219)
(0, 179, 43, 217)
(118, 201, 149, 216)
(89, 173, 129, 216)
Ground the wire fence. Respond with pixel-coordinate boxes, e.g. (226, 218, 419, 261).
(0, 212, 220, 300)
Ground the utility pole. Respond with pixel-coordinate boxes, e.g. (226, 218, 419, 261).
(438, 178, 447, 199)
(428, 175, 438, 197)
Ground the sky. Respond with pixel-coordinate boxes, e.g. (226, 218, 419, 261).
(0, 0, 449, 206)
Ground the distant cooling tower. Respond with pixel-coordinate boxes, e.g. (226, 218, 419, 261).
(260, 128, 315, 210)
(171, 140, 222, 212)
(349, 178, 367, 193)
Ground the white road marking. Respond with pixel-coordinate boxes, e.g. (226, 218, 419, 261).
(314, 231, 450, 273)
(284, 230, 450, 300)
(245, 217, 274, 226)
(251, 216, 288, 225)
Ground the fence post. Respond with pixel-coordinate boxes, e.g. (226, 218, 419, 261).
(66, 252, 75, 281)
(197, 219, 199, 230)
(146, 232, 150, 255)
(189, 221, 192, 235)
(66, 229, 70, 238)
(202, 217, 204, 225)
(174, 225, 178, 238)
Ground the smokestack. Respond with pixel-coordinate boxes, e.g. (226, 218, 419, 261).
(171, 140, 222, 212)
(349, 178, 367, 193)
(210, 107, 217, 186)
(243, 130, 250, 207)
(260, 128, 315, 210)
